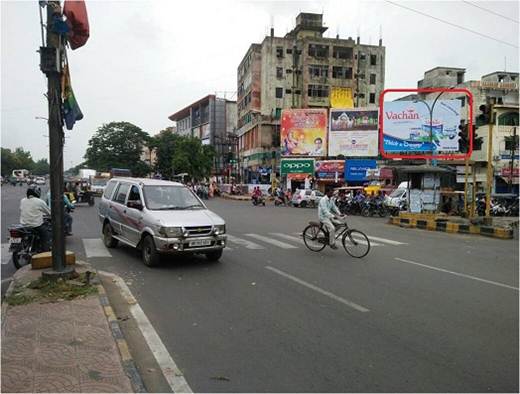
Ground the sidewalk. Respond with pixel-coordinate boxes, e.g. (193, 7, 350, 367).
(1, 262, 143, 393)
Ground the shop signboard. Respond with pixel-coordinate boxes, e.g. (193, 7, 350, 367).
(344, 159, 377, 181)
(280, 109, 328, 156)
(382, 100, 461, 152)
(330, 87, 354, 108)
(280, 158, 315, 176)
(329, 108, 379, 157)
(315, 160, 344, 180)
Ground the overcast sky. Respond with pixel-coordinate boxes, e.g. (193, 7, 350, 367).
(1, 0, 518, 168)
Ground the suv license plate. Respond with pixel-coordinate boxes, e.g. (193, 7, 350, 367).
(189, 240, 212, 247)
(9, 238, 21, 244)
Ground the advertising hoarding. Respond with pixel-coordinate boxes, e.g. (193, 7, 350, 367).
(382, 100, 461, 153)
(315, 160, 344, 180)
(281, 109, 328, 156)
(330, 87, 354, 108)
(329, 109, 379, 157)
(345, 159, 377, 181)
(280, 158, 315, 176)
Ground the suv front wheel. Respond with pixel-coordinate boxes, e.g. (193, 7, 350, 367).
(205, 249, 223, 262)
(142, 235, 160, 267)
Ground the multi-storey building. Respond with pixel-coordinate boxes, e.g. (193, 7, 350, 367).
(401, 67, 519, 193)
(168, 95, 237, 177)
(237, 12, 386, 183)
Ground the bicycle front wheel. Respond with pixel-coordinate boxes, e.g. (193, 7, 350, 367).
(303, 224, 327, 252)
(342, 229, 370, 258)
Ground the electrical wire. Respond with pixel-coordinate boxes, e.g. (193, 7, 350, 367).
(384, 0, 518, 48)
(461, 1, 518, 24)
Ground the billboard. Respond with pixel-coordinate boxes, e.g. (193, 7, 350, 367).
(281, 109, 328, 156)
(329, 109, 379, 157)
(280, 158, 315, 176)
(345, 159, 377, 181)
(315, 160, 344, 180)
(382, 100, 461, 153)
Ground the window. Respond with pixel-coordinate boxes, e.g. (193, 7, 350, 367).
(332, 46, 353, 60)
(113, 183, 130, 204)
(286, 68, 293, 74)
(369, 93, 376, 104)
(498, 111, 519, 126)
(356, 93, 365, 98)
(103, 181, 117, 199)
(332, 66, 352, 79)
(370, 74, 376, 84)
(275, 108, 282, 119)
(308, 44, 329, 58)
(359, 53, 366, 60)
(276, 47, 283, 58)
(275, 87, 283, 98)
(307, 84, 329, 98)
(370, 54, 377, 66)
(308, 64, 328, 78)
(276, 67, 283, 79)
(457, 72, 464, 84)
(505, 136, 519, 151)
(128, 185, 141, 202)
(286, 48, 293, 54)
(285, 89, 292, 94)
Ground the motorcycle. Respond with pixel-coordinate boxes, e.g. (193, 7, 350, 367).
(252, 195, 266, 206)
(361, 198, 389, 217)
(274, 195, 287, 206)
(8, 218, 51, 269)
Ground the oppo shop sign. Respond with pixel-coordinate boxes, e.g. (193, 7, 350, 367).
(280, 159, 315, 175)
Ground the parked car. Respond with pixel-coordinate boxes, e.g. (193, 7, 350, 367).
(98, 178, 226, 266)
(291, 189, 324, 208)
(34, 177, 46, 185)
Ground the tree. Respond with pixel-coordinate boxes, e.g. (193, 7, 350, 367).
(84, 122, 151, 176)
(32, 159, 50, 175)
(150, 127, 179, 178)
(1, 147, 35, 176)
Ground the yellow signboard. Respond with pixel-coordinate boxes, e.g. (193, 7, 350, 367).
(330, 87, 354, 108)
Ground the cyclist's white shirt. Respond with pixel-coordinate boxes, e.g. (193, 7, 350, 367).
(318, 195, 340, 221)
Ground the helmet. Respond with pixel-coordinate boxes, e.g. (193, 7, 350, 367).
(27, 186, 41, 199)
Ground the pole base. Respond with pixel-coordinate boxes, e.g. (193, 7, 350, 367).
(482, 216, 493, 226)
(41, 266, 76, 281)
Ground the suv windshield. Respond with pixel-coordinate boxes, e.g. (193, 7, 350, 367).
(143, 185, 204, 210)
(389, 188, 405, 198)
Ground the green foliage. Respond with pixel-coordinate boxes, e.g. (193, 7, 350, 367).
(32, 159, 50, 175)
(1, 147, 37, 177)
(84, 121, 151, 176)
(151, 129, 214, 181)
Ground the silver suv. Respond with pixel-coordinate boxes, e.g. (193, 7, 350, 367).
(98, 178, 226, 266)
(291, 189, 324, 208)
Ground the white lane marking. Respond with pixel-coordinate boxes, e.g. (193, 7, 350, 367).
(349, 235, 381, 246)
(82, 238, 112, 258)
(269, 233, 302, 243)
(265, 266, 370, 313)
(99, 271, 193, 393)
(226, 234, 265, 249)
(367, 236, 407, 245)
(245, 234, 298, 249)
(394, 258, 519, 292)
(1, 244, 11, 265)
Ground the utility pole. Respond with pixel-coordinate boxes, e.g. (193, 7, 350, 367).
(484, 104, 495, 221)
(41, 1, 72, 280)
(508, 124, 517, 193)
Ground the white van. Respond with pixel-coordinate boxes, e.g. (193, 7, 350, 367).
(386, 181, 409, 208)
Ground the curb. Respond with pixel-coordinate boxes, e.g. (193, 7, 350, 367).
(220, 193, 251, 201)
(97, 282, 147, 393)
(389, 216, 514, 239)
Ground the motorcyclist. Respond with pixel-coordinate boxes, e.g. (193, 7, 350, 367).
(46, 187, 75, 236)
(20, 186, 51, 251)
(318, 189, 345, 250)
(252, 187, 262, 204)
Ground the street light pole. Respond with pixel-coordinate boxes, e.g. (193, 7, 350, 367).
(415, 91, 445, 165)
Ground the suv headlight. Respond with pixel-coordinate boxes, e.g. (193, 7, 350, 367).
(158, 226, 183, 238)
(213, 225, 226, 235)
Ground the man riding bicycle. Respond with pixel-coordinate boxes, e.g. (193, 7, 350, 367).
(318, 189, 346, 249)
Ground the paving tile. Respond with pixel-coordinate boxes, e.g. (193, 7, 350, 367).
(5, 314, 39, 339)
(35, 342, 76, 369)
(37, 320, 75, 344)
(77, 348, 124, 378)
(0, 362, 34, 393)
(34, 371, 80, 393)
(79, 380, 133, 393)
(72, 324, 116, 351)
(2, 336, 37, 361)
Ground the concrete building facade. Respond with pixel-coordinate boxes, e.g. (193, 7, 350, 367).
(237, 12, 386, 183)
(168, 95, 237, 177)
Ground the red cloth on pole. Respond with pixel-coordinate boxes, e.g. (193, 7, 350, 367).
(63, 0, 89, 50)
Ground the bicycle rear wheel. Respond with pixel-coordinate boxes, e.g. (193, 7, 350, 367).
(342, 229, 370, 258)
(303, 224, 327, 252)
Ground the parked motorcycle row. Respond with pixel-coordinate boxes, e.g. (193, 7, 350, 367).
(476, 197, 519, 217)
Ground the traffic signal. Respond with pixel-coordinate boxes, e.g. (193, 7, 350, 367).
(470, 125, 483, 151)
(458, 123, 468, 153)
(226, 151, 233, 163)
(477, 104, 492, 126)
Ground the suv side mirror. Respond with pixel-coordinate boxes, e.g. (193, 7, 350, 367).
(127, 200, 143, 210)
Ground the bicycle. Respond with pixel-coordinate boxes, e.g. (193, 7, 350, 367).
(302, 218, 371, 258)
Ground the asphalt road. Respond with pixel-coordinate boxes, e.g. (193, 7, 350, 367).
(1, 184, 518, 392)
